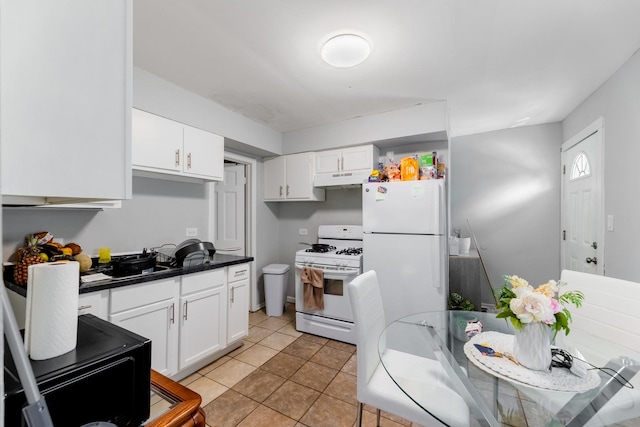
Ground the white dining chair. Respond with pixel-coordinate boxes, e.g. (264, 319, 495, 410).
(347, 270, 470, 427)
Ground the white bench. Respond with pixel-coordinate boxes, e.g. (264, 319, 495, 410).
(526, 269, 640, 426)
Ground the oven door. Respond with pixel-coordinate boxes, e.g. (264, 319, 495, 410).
(294, 263, 359, 322)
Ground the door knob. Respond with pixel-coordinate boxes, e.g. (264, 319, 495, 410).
(591, 242, 597, 249)
(586, 257, 598, 265)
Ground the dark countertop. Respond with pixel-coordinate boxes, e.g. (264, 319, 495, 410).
(5, 254, 254, 297)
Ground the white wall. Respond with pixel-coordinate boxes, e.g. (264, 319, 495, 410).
(3, 176, 210, 258)
(562, 49, 640, 282)
(282, 101, 447, 153)
(450, 123, 563, 298)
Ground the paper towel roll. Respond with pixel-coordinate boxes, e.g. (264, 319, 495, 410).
(25, 261, 80, 360)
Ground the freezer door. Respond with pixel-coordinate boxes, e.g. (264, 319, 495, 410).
(362, 181, 444, 234)
(363, 233, 446, 323)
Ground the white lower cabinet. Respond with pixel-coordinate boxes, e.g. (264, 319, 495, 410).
(109, 278, 180, 376)
(227, 263, 250, 343)
(104, 265, 250, 377)
(179, 270, 227, 371)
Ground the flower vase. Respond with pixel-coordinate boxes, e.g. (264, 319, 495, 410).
(512, 322, 552, 371)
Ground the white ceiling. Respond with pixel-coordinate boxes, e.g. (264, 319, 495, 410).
(133, 1, 640, 138)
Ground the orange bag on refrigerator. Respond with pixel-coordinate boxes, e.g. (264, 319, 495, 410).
(400, 157, 419, 181)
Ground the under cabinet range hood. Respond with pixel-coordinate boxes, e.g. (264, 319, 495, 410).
(313, 169, 371, 188)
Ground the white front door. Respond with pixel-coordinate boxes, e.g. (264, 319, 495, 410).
(561, 118, 604, 274)
(214, 164, 246, 256)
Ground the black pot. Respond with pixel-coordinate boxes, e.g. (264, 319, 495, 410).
(300, 242, 332, 252)
(174, 241, 215, 267)
(111, 254, 156, 277)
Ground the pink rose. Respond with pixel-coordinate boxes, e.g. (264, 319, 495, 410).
(550, 298, 561, 314)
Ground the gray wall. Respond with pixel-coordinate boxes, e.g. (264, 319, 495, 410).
(450, 123, 563, 300)
(3, 176, 210, 258)
(562, 48, 640, 282)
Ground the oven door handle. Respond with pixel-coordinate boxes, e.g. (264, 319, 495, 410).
(294, 263, 360, 275)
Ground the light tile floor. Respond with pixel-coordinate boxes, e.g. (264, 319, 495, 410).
(178, 303, 423, 427)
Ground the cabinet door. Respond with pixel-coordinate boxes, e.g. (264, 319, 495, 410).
(1, 0, 132, 200)
(78, 291, 109, 320)
(342, 146, 374, 172)
(183, 125, 224, 180)
(286, 153, 314, 199)
(315, 149, 342, 174)
(132, 108, 183, 173)
(179, 285, 227, 370)
(228, 278, 249, 343)
(263, 156, 286, 200)
(109, 298, 178, 376)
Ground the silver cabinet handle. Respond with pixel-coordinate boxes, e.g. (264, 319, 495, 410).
(170, 303, 175, 324)
(337, 159, 340, 170)
(341, 157, 344, 170)
(175, 149, 180, 167)
(230, 286, 235, 303)
(279, 185, 283, 197)
(187, 152, 192, 169)
(183, 301, 188, 320)
(286, 185, 290, 196)
(78, 305, 92, 311)
(234, 269, 247, 276)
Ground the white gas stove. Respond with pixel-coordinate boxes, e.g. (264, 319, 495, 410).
(294, 225, 363, 344)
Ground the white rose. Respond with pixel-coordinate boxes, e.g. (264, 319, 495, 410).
(509, 290, 554, 324)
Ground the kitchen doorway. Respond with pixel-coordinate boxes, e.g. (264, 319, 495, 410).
(561, 117, 604, 275)
(209, 151, 259, 311)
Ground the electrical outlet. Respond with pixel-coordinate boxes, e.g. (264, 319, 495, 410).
(299, 228, 308, 236)
(186, 228, 198, 237)
(607, 215, 614, 231)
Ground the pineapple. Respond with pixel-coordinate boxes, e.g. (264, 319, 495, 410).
(14, 234, 44, 285)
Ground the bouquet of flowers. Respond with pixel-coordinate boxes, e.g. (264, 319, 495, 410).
(495, 275, 584, 339)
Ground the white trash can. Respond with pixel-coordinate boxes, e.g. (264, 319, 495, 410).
(262, 264, 290, 316)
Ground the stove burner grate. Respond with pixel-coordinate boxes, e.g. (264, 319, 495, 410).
(305, 245, 336, 253)
(335, 247, 363, 256)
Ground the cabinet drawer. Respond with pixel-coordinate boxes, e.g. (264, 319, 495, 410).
(110, 278, 179, 314)
(181, 269, 225, 296)
(78, 290, 109, 320)
(228, 264, 249, 283)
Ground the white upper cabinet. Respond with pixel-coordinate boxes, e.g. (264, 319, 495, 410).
(314, 145, 379, 187)
(0, 0, 132, 203)
(263, 153, 325, 201)
(132, 109, 224, 181)
(315, 145, 377, 174)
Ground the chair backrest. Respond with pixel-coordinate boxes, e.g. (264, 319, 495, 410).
(557, 269, 640, 366)
(347, 270, 386, 392)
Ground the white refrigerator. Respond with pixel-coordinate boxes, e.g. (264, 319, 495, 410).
(362, 180, 447, 323)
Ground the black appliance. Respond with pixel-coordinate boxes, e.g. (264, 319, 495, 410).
(110, 252, 157, 277)
(4, 314, 151, 426)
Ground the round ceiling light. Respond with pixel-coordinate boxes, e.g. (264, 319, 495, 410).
(321, 34, 370, 68)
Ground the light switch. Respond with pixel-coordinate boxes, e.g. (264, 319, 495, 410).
(186, 228, 198, 237)
(607, 215, 614, 232)
(299, 228, 308, 236)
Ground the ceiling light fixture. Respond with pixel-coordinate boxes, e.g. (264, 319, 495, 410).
(321, 34, 370, 68)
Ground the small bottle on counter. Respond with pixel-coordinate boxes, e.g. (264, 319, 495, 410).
(437, 163, 446, 179)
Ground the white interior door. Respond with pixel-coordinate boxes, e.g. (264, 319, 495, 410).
(214, 164, 246, 255)
(561, 119, 604, 274)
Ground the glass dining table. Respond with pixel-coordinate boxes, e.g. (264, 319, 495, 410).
(378, 310, 640, 427)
